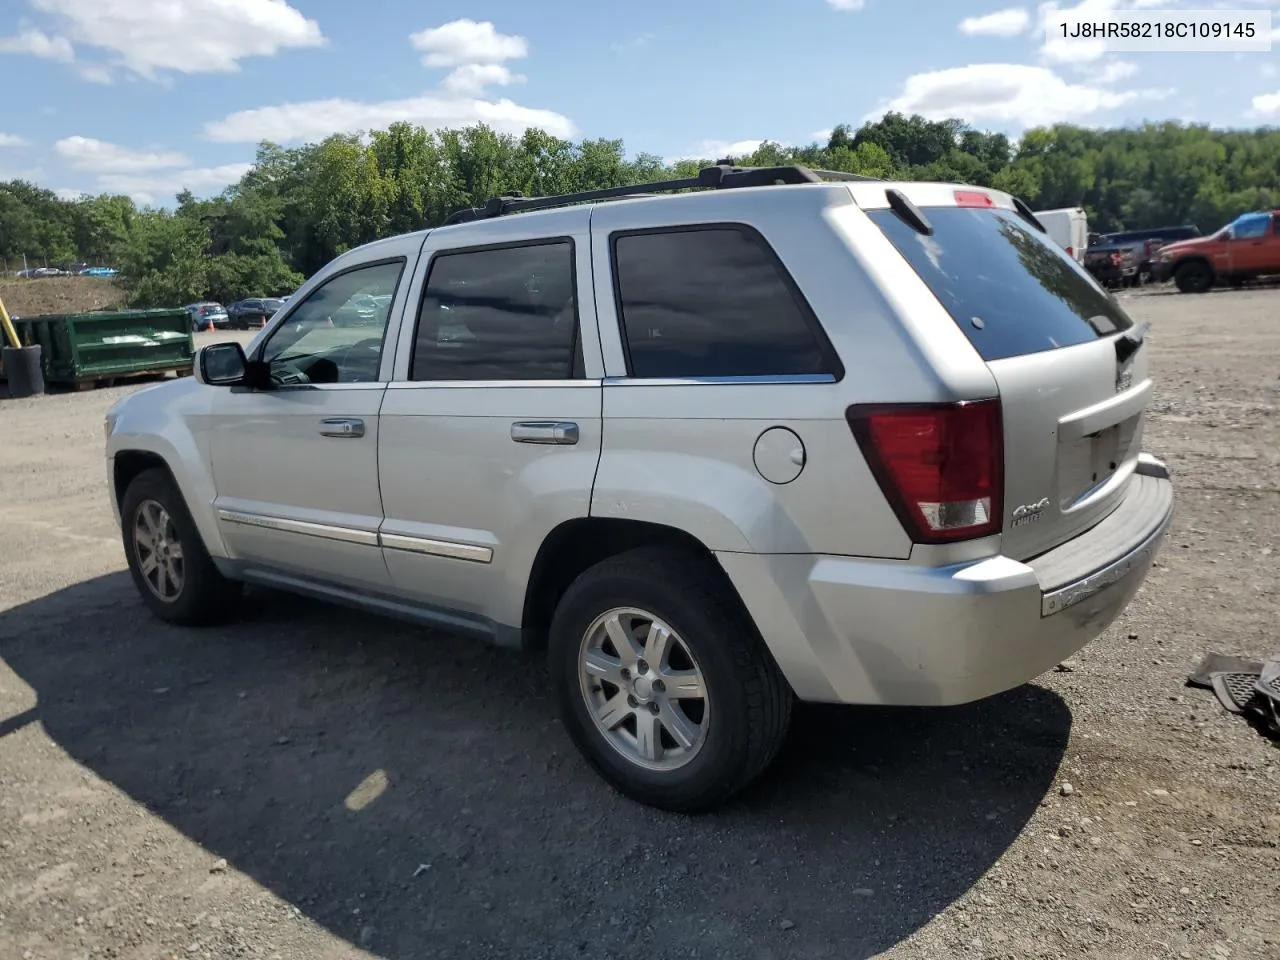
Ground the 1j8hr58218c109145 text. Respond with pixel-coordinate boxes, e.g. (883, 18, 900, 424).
(1058, 20, 1257, 39)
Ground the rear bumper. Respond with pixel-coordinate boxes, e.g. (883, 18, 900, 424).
(718, 456, 1174, 707)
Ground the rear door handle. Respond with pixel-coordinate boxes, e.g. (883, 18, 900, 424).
(319, 417, 365, 438)
(511, 421, 579, 445)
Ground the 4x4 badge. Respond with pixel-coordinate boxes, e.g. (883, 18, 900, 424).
(1012, 497, 1050, 527)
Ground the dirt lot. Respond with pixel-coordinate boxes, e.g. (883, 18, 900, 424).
(0, 277, 126, 318)
(1, 297, 1278, 960)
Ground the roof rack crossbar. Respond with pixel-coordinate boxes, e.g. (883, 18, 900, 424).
(440, 163, 884, 226)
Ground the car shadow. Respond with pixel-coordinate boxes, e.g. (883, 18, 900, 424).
(0, 573, 1072, 959)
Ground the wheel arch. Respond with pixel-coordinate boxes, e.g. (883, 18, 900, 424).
(520, 517, 752, 650)
(111, 445, 227, 559)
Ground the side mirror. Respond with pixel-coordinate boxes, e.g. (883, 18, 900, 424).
(195, 342, 247, 386)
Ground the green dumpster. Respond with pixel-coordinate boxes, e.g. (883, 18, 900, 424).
(9, 308, 194, 387)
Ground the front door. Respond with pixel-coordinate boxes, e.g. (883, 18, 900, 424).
(1228, 212, 1280, 276)
(377, 210, 604, 634)
(207, 248, 420, 592)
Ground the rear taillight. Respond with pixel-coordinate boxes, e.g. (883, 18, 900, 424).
(1066, 245, 1074, 257)
(846, 400, 1004, 544)
(1143, 239, 1154, 258)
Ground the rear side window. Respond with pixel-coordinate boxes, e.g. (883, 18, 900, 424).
(611, 226, 838, 379)
(868, 206, 1134, 363)
(411, 240, 580, 381)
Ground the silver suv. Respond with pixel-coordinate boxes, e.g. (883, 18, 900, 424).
(104, 164, 1175, 811)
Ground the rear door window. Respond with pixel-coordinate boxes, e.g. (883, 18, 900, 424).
(410, 240, 581, 381)
(867, 206, 1134, 363)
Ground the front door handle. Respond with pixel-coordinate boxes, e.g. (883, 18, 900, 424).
(319, 417, 365, 438)
(511, 421, 579, 445)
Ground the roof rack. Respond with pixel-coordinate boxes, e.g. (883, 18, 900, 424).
(441, 160, 883, 226)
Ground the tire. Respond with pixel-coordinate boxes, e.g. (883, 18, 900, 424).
(120, 467, 241, 625)
(548, 546, 793, 812)
(1174, 260, 1213, 294)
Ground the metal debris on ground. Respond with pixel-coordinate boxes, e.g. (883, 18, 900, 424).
(1187, 651, 1280, 740)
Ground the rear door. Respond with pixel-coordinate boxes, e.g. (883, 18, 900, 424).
(377, 210, 604, 631)
(861, 188, 1150, 561)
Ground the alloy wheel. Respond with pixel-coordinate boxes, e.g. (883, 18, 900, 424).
(132, 499, 185, 602)
(578, 607, 709, 772)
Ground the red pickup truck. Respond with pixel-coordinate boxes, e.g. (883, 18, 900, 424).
(1153, 210, 1280, 293)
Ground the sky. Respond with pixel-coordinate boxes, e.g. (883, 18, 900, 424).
(0, 0, 1277, 206)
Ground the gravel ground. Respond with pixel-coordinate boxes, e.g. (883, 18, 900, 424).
(1, 301, 1278, 960)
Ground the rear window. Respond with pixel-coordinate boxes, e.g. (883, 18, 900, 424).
(867, 206, 1134, 363)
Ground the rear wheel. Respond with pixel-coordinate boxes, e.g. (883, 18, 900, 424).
(120, 468, 241, 625)
(1174, 260, 1213, 294)
(548, 547, 792, 812)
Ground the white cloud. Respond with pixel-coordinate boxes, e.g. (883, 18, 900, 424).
(1262, 62, 1277, 78)
(0, 133, 30, 147)
(959, 8, 1032, 36)
(827, 0, 867, 8)
(672, 139, 767, 163)
(54, 188, 86, 200)
(1038, 0, 1120, 64)
(96, 162, 253, 205)
(76, 63, 113, 84)
(203, 94, 576, 145)
(869, 62, 1172, 129)
(441, 63, 525, 97)
(9, 0, 324, 79)
(610, 33, 654, 51)
(0, 164, 45, 183)
(1249, 90, 1280, 117)
(55, 136, 189, 173)
(197, 19, 571, 152)
(812, 128, 834, 142)
(410, 19, 527, 68)
(0, 27, 75, 61)
(1095, 59, 1139, 83)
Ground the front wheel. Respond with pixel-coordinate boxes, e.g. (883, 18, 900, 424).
(120, 468, 241, 625)
(548, 547, 792, 812)
(1174, 260, 1213, 294)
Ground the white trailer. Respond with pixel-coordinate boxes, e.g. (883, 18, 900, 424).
(1033, 207, 1089, 262)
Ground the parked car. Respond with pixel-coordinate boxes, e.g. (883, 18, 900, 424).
(1083, 243, 1140, 288)
(226, 298, 273, 329)
(1032, 206, 1089, 262)
(1084, 224, 1201, 286)
(183, 302, 230, 331)
(104, 164, 1174, 811)
(1152, 210, 1280, 292)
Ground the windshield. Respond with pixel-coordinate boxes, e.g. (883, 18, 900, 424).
(866, 205, 1135, 363)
